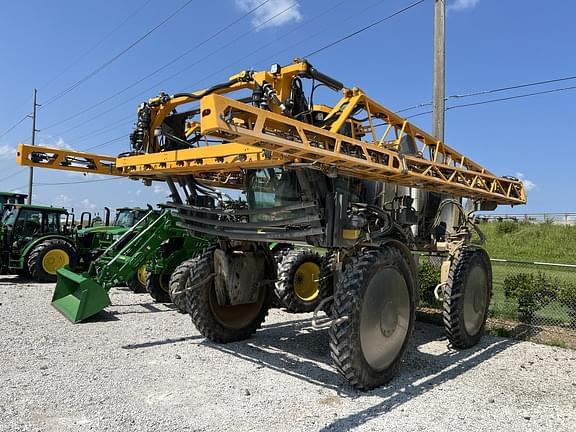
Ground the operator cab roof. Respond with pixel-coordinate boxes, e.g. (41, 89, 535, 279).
(0, 192, 28, 199)
(3, 203, 68, 213)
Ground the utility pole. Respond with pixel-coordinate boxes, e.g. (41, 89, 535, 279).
(27, 89, 39, 205)
(432, 0, 445, 141)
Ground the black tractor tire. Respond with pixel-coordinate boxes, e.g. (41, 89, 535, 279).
(275, 248, 325, 313)
(443, 248, 492, 349)
(146, 272, 171, 303)
(169, 258, 198, 312)
(319, 250, 337, 315)
(329, 246, 416, 390)
(184, 247, 271, 343)
(27, 239, 77, 283)
(127, 265, 148, 293)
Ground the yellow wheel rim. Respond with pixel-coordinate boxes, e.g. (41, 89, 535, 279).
(42, 249, 70, 275)
(293, 261, 320, 302)
(137, 265, 147, 286)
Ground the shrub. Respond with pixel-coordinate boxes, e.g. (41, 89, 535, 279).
(418, 259, 441, 307)
(503, 272, 557, 322)
(496, 220, 519, 235)
(557, 281, 576, 325)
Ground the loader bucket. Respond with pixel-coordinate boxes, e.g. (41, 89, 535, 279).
(51, 267, 111, 323)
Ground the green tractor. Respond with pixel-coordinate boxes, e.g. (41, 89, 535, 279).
(74, 207, 149, 292)
(0, 203, 77, 281)
(52, 208, 208, 322)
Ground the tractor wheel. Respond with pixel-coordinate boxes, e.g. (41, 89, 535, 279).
(443, 248, 492, 349)
(169, 258, 197, 312)
(184, 247, 271, 343)
(127, 264, 148, 293)
(319, 250, 337, 315)
(27, 239, 77, 283)
(329, 246, 416, 390)
(146, 272, 171, 303)
(275, 249, 325, 313)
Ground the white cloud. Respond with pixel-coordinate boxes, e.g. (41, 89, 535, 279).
(53, 194, 72, 208)
(448, 0, 480, 12)
(79, 198, 97, 210)
(0, 144, 16, 159)
(235, 0, 302, 30)
(515, 172, 536, 192)
(36, 134, 75, 151)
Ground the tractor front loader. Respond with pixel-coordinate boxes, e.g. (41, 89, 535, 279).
(17, 59, 526, 389)
(74, 206, 151, 292)
(52, 208, 207, 322)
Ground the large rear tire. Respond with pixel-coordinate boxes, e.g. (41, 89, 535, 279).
(443, 248, 492, 349)
(146, 272, 171, 303)
(184, 247, 271, 343)
(27, 239, 77, 283)
(275, 249, 325, 313)
(329, 246, 416, 390)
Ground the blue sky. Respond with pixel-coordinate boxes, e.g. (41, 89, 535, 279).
(0, 0, 574, 215)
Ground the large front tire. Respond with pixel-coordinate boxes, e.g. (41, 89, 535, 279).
(443, 248, 492, 349)
(127, 264, 147, 293)
(184, 247, 271, 343)
(27, 239, 77, 283)
(329, 246, 416, 390)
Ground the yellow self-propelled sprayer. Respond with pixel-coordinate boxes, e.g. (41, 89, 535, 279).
(17, 59, 526, 389)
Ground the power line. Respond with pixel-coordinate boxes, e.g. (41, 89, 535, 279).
(46, 0, 367, 138)
(10, 184, 28, 192)
(405, 84, 576, 119)
(44, 1, 298, 137)
(38, 0, 154, 91)
(2, 1, 154, 140)
(304, 0, 427, 58)
(41, 0, 272, 132)
(67, 115, 133, 143)
(398, 74, 576, 113)
(0, 168, 27, 183)
(0, 113, 31, 140)
(40, 0, 196, 109)
(83, 135, 126, 152)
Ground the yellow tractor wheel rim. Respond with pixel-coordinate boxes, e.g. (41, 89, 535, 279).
(42, 249, 70, 275)
(293, 261, 321, 302)
(137, 265, 147, 286)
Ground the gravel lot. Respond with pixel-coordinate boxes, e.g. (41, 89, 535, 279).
(1, 276, 575, 432)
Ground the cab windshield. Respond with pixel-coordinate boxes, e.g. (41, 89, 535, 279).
(114, 211, 135, 227)
(1, 207, 18, 226)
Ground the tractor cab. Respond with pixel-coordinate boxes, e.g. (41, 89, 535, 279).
(74, 207, 152, 270)
(1, 204, 74, 281)
(112, 207, 148, 228)
(0, 192, 27, 214)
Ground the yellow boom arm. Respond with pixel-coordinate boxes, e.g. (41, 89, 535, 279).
(16, 59, 526, 205)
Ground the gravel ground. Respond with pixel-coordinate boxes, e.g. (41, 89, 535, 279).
(1, 276, 575, 432)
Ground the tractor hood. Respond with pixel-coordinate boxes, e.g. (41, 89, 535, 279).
(77, 225, 129, 237)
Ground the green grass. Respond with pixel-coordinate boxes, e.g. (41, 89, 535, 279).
(480, 221, 576, 263)
(475, 221, 576, 326)
(490, 262, 574, 325)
